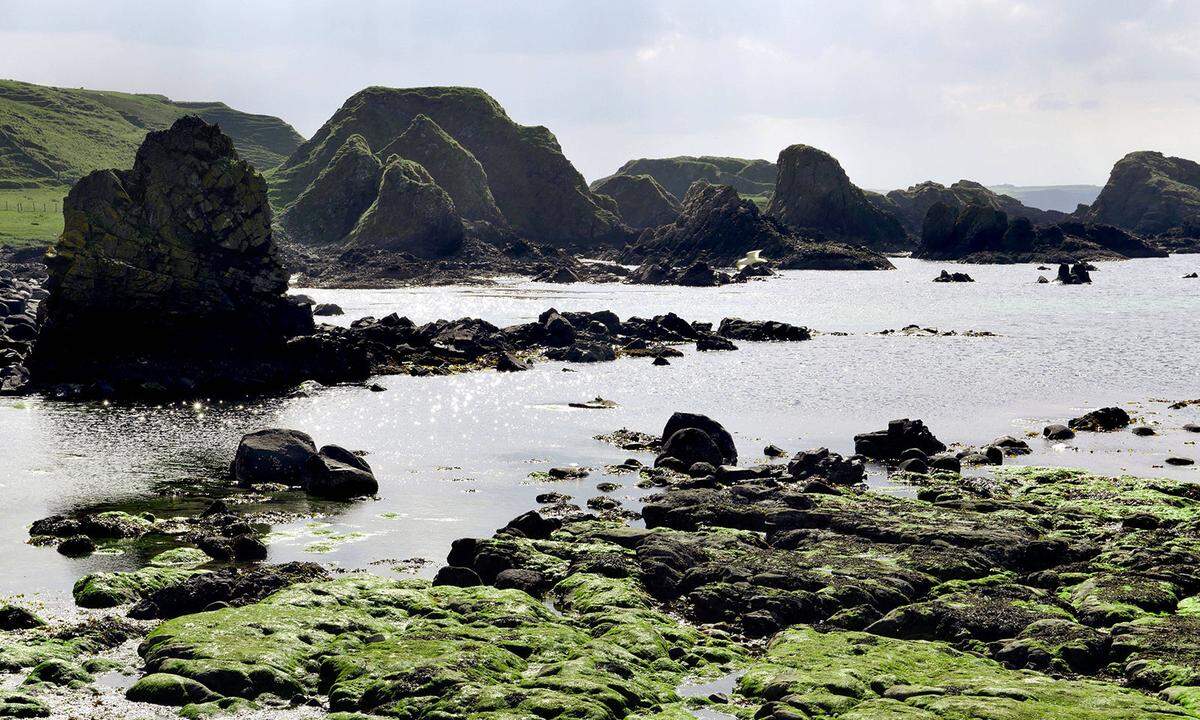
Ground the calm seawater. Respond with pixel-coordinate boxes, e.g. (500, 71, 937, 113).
(2, 256, 1198, 607)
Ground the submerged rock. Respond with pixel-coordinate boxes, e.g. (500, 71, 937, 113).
(30, 117, 313, 396)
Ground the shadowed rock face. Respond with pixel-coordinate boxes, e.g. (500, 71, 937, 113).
(344, 157, 464, 259)
(620, 181, 893, 270)
(31, 116, 312, 392)
(271, 86, 626, 248)
(378, 114, 505, 225)
(767, 144, 908, 251)
(1082, 151, 1200, 235)
(885, 180, 1066, 234)
(916, 200, 1167, 263)
(278, 134, 383, 246)
(589, 174, 680, 229)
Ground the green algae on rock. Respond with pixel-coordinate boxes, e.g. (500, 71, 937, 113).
(736, 626, 1197, 719)
(133, 571, 743, 716)
(72, 548, 208, 608)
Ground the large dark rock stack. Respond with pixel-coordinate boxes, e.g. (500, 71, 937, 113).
(1082, 151, 1200, 236)
(589, 174, 680, 229)
(885, 180, 1065, 235)
(343, 157, 465, 258)
(30, 116, 314, 397)
(767, 144, 909, 251)
(620, 181, 893, 272)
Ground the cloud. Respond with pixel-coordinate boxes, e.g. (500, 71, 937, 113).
(1, 0, 1198, 187)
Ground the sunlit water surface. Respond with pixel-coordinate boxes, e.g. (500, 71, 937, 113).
(2, 257, 1198, 608)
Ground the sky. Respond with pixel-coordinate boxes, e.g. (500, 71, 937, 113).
(2, 0, 1199, 189)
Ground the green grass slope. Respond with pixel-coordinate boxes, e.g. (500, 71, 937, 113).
(0, 79, 304, 189)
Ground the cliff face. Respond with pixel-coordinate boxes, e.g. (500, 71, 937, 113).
(270, 86, 626, 248)
(621, 181, 892, 271)
(590, 174, 680, 229)
(31, 117, 312, 391)
(767, 145, 908, 251)
(886, 180, 1065, 234)
(1082, 151, 1200, 235)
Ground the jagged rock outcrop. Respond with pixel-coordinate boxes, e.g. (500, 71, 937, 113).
(378, 114, 505, 225)
(619, 182, 893, 272)
(30, 117, 314, 395)
(589, 174, 680, 229)
(886, 180, 1066, 234)
(767, 144, 908, 251)
(270, 86, 626, 248)
(277, 135, 382, 245)
(596, 156, 776, 199)
(343, 157, 464, 259)
(916, 201, 1167, 263)
(1081, 151, 1200, 236)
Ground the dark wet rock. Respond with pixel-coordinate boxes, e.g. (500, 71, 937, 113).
(896, 457, 929, 474)
(312, 303, 344, 316)
(495, 351, 528, 372)
(532, 265, 580, 283)
(492, 568, 547, 595)
(1131, 425, 1156, 437)
(854, 418, 946, 460)
(589, 173, 680, 229)
(1167, 457, 1195, 466)
(303, 444, 378, 499)
(764, 444, 787, 458)
(768, 144, 908, 251)
(652, 355, 670, 366)
(0, 692, 50, 717)
(658, 428, 723, 470)
(788, 448, 865, 485)
(55, 535, 96, 557)
(992, 618, 1109, 674)
(868, 582, 1073, 643)
(673, 261, 723, 287)
(342, 157, 464, 259)
(717, 317, 810, 342)
(1185, 423, 1200, 433)
(0, 606, 44, 631)
(695, 334, 737, 352)
(1081, 150, 1200, 235)
(662, 412, 737, 465)
(431, 565, 482, 587)
(544, 341, 616, 363)
(929, 453, 962, 473)
(1043, 423, 1076, 440)
(1069, 407, 1131, 432)
(232, 429, 318, 487)
(619, 181, 894, 273)
(933, 269, 974, 282)
(501, 510, 561, 540)
(992, 435, 1032, 455)
(29, 117, 315, 396)
(1058, 262, 1092, 284)
(127, 562, 329, 620)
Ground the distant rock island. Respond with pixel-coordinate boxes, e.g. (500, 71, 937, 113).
(1080, 151, 1200, 237)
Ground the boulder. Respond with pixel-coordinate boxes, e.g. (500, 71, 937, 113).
(342, 157, 464, 259)
(657, 428, 723, 470)
(1043, 424, 1076, 440)
(788, 448, 865, 485)
(695, 334, 738, 351)
(1058, 262, 1092, 284)
(854, 418, 947, 460)
(303, 445, 378, 499)
(30, 117, 314, 394)
(232, 429, 318, 487)
(933, 270, 974, 282)
(1068, 407, 1131, 432)
(589, 174, 680, 229)
(662, 412, 738, 465)
(767, 144, 908, 251)
(312, 303, 344, 316)
(717, 317, 810, 342)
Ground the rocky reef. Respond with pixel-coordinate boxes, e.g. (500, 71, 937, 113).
(599, 155, 777, 200)
(270, 86, 627, 250)
(590, 173, 680, 229)
(884, 179, 1067, 235)
(1082, 150, 1200, 237)
(767, 144, 909, 251)
(619, 181, 894, 272)
(915, 201, 1167, 263)
(28, 116, 315, 397)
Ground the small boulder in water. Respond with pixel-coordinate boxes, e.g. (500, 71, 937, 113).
(313, 303, 344, 316)
(1043, 424, 1075, 440)
(933, 269, 974, 283)
(1068, 407, 1130, 432)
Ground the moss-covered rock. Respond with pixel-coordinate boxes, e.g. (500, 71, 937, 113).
(72, 548, 207, 608)
(22, 657, 92, 688)
(0, 692, 49, 718)
(590, 174, 680, 229)
(277, 134, 382, 246)
(126, 672, 220, 706)
(379, 113, 505, 225)
(343, 156, 464, 259)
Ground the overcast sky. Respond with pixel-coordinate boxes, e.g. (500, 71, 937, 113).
(2, 0, 1199, 189)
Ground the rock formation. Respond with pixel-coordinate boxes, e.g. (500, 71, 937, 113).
(1081, 151, 1200, 236)
(343, 157, 464, 259)
(30, 117, 314, 395)
(589, 174, 680, 229)
(915, 201, 1166, 263)
(620, 181, 893, 271)
(277, 135, 382, 246)
(270, 86, 625, 248)
(378, 114, 505, 225)
(767, 144, 908, 251)
(885, 180, 1066, 235)
(596, 156, 776, 199)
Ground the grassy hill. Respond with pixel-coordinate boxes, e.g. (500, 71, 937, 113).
(0, 79, 305, 246)
(0, 79, 304, 189)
